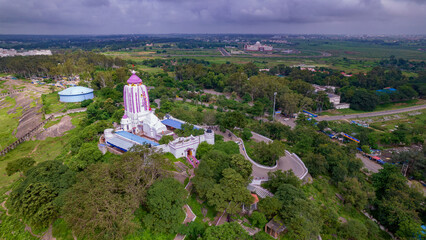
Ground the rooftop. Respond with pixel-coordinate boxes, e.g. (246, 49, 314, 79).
(58, 86, 93, 96)
(106, 137, 135, 151)
(127, 73, 142, 84)
(161, 119, 200, 130)
(115, 131, 159, 146)
(266, 217, 286, 233)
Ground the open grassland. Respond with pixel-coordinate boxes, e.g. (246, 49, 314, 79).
(0, 112, 85, 191)
(290, 39, 426, 60)
(321, 99, 426, 116)
(0, 97, 21, 149)
(42, 92, 81, 114)
(366, 109, 426, 132)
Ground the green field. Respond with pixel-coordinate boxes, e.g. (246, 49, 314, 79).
(321, 99, 426, 116)
(42, 92, 81, 114)
(0, 97, 21, 148)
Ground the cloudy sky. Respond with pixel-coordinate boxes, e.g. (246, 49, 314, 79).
(0, 0, 425, 35)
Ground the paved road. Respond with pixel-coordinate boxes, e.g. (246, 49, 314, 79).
(357, 153, 382, 173)
(318, 104, 426, 121)
(217, 48, 231, 56)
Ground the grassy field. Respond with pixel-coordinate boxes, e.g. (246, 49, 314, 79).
(0, 111, 85, 191)
(366, 109, 426, 132)
(0, 96, 21, 149)
(320, 99, 426, 116)
(290, 39, 426, 60)
(42, 92, 81, 114)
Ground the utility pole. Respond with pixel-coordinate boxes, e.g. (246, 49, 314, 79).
(273, 92, 277, 121)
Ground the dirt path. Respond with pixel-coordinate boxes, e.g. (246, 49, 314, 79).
(1, 200, 11, 216)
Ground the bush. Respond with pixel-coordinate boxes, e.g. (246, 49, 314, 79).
(250, 212, 267, 228)
(80, 99, 93, 107)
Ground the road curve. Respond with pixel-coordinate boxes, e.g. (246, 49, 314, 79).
(318, 104, 426, 121)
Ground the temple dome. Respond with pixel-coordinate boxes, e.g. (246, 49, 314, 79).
(127, 73, 142, 84)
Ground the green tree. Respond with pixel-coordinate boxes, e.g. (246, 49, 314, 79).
(159, 135, 174, 144)
(63, 146, 167, 240)
(264, 170, 301, 193)
(10, 161, 75, 228)
(338, 177, 372, 210)
(339, 219, 368, 240)
(230, 154, 252, 179)
(206, 168, 252, 215)
(251, 141, 285, 166)
(302, 153, 328, 177)
(361, 145, 371, 154)
(5, 157, 35, 176)
(203, 222, 250, 240)
(250, 211, 267, 228)
(66, 143, 103, 171)
(350, 88, 378, 111)
(258, 197, 282, 219)
(144, 178, 187, 233)
(241, 128, 253, 141)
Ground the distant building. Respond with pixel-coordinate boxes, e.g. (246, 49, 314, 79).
(58, 86, 94, 102)
(312, 84, 336, 93)
(244, 41, 273, 52)
(265, 217, 287, 239)
(376, 87, 397, 94)
(0, 48, 52, 57)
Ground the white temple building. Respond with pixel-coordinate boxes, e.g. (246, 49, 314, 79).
(120, 71, 167, 140)
(103, 72, 214, 167)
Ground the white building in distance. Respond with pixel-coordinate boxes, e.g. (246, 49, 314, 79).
(244, 41, 273, 52)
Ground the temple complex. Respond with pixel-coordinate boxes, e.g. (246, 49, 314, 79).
(120, 71, 167, 139)
(102, 72, 214, 166)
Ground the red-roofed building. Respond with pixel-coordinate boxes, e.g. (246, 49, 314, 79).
(242, 193, 259, 214)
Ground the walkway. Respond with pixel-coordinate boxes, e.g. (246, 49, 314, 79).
(45, 107, 87, 119)
(173, 174, 196, 240)
(213, 128, 308, 182)
(317, 104, 426, 121)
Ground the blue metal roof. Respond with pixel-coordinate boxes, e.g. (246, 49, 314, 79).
(161, 119, 199, 130)
(58, 86, 94, 96)
(115, 131, 159, 146)
(107, 137, 135, 151)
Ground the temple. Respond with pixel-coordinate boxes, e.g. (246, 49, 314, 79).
(120, 71, 167, 140)
(102, 72, 214, 166)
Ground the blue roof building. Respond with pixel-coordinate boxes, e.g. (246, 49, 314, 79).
(58, 86, 94, 102)
(115, 131, 159, 146)
(161, 119, 200, 130)
(106, 131, 159, 152)
(376, 87, 397, 94)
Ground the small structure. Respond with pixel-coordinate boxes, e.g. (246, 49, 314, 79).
(376, 87, 397, 94)
(58, 86, 94, 102)
(242, 193, 259, 213)
(265, 217, 287, 239)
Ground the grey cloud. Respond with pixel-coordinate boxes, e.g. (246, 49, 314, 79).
(0, 0, 424, 34)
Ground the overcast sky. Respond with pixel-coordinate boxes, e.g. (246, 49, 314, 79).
(0, 0, 425, 35)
